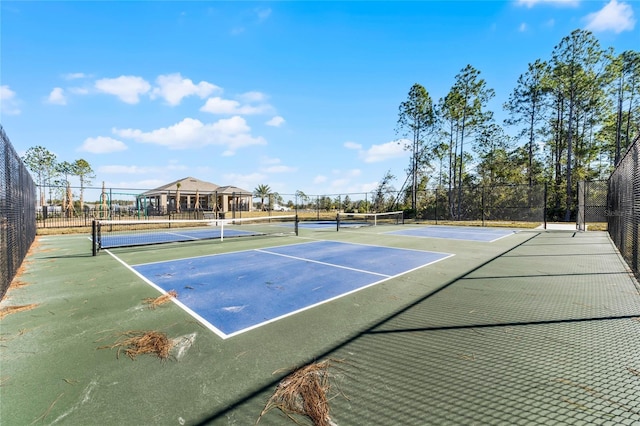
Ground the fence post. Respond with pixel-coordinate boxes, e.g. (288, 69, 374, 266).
(633, 144, 638, 274)
(543, 182, 548, 230)
(481, 186, 485, 227)
(435, 188, 438, 225)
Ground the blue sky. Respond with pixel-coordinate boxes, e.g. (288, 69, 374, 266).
(1, 0, 638, 202)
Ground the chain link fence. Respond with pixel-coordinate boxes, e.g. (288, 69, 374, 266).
(34, 183, 554, 229)
(1, 126, 37, 300)
(607, 135, 640, 279)
(577, 180, 608, 231)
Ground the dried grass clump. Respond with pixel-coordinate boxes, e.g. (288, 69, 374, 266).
(0, 304, 39, 320)
(143, 290, 178, 309)
(258, 359, 346, 426)
(97, 330, 173, 360)
(8, 280, 29, 290)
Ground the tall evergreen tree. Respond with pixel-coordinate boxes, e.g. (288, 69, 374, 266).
(504, 59, 550, 188)
(605, 50, 640, 164)
(550, 29, 603, 221)
(437, 91, 463, 217)
(22, 146, 57, 206)
(396, 83, 436, 211)
(449, 64, 495, 219)
(73, 159, 95, 212)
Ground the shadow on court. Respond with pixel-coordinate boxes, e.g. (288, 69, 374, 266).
(193, 231, 640, 425)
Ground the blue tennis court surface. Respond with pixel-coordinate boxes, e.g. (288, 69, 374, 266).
(386, 225, 517, 242)
(100, 227, 257, 248)
(131, 240, 452, 338)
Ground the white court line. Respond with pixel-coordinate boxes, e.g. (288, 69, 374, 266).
(221, 250, 454, 339)
(104, 249, 228, 339)
(384, 228, 518, 243)
(255, 248, 391, 278)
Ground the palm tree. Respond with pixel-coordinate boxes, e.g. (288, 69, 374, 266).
(254, 184, 271, 211)
(175, 182, 182, 213)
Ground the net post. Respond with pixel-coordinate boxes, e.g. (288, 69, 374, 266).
(92, 219, 97, 256)
(220, 220, 224, 242)
(295, 214, 299, 236)
(336, 213, 340, 232)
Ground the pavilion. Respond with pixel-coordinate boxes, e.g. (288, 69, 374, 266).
(138, 177, 253, 215)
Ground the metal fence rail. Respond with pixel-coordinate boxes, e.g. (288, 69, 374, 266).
(1, 126, 36, 300)
(608, 135, 640, 279)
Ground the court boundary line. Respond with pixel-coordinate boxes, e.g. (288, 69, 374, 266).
(278, 238, 454, 257)
(255, 248, 391, 278)
(108, 241, 454, 339)
(129, 238, 452, 267)
(383, 226, 519, 243)
(218, 250, 455, 339)
(105, 248, 229, 339)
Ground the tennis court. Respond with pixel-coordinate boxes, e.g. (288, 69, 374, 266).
(127, 240, 452, 338)
(3, 222, 640, 426)
(95, 215, 298, 250)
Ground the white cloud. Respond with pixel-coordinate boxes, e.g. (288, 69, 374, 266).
(99, 165, 153, 174)
(519, 22, 528, 32)
(114, 116, 266, 154)
(261, 156, 282, 165)
(356, 181, 380, 193)
(238, 91, 267, 103)
(585, 0, 636, 33)
(330, 178, 351, 190)
(333, 168, 361, 178)
(262, 165, 297, 173)
(516, 0, 579, 8)
(222, 172, 268, 190)
(266, 116, 285, 127)
(69, 87, 90, 95)
(344, 141, 362, 150)
(200, 97, 242, 114)
(200, 96, 273, 115)
(98, 164, 187, 174)
(313, 175, 328, 184)
(95, 75, 151, 104)
(256, 7, 271, 22)
(47, 87, 67, 105)
(348, 140, 408, 163)
(257, 156, 296, 173)
(63, 72, 88, 80)
(0, 85, 21, 115)
(150, 73, 220, 106)
(79, 136, 128, 154)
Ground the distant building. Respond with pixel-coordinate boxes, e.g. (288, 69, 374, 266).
(139, 177, 253, 214)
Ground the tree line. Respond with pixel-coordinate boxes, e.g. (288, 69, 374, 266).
(395, 29, 639, 221)
(22, 146, 95, 212)
(21, 29, 639, 222)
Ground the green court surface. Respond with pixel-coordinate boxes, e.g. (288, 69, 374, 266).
(2, 225, 640, 425)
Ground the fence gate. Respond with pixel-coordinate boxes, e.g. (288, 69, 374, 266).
(577, 180, 608, 231)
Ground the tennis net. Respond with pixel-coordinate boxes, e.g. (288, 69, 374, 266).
(336, 211, 404, 229)
(91, 215, 298, 254)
